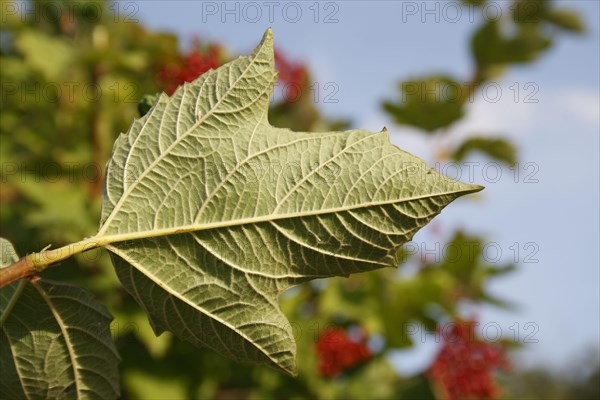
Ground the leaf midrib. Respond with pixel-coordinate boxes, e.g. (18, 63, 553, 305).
(95, 188, 480, 246)
(31, 281, 82, 398)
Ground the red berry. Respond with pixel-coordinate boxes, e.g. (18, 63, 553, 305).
(315, 327, 372, 378)
(157, 44, 223, 95)
(428, 321, 509, 400)
(274, 49, 308, 103)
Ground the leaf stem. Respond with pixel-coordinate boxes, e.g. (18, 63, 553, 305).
(0, 236, 102, 289)
(0, 280, 27, 328)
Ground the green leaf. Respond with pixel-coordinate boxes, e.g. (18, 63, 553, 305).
(98, 29, 482, 375)
(511, 0, 548, 24)
(510, 0, 584, 33)
(545, 10, 585, 33)
(383, 76, 466, 132)
(0, 238, 120, 399)
(138, 93, 159, 117)
(472, 21, 552, 74)
(452, 136, 517, 165)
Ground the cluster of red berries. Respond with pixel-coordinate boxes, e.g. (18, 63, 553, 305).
(155, 42, 308, 105)
(315, 327, 372, 378)
(157, 45, 222, 95)
(274, 49, 308, 102)
(428, 322, 509, 400)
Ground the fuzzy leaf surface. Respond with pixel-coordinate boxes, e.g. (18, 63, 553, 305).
(99, 29, 482, 375)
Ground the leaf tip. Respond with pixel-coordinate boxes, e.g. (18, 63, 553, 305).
(470, 184, 485, 193)
(460, 183, 485, 196)
(250, 28, 275, 73)
(260, 27, 274, 50)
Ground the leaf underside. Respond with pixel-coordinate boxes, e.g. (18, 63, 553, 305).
(99, 29, 482, 375)
(0, 238, 120, 399)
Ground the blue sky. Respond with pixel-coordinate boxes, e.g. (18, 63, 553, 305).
(134, 0, 600, 372)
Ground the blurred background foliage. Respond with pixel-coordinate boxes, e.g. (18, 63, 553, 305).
(0, 0, 597, 399)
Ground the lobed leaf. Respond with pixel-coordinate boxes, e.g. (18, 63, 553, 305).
(99, 29, 482, 375)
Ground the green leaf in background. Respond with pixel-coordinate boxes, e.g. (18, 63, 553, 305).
(511, 0, 584, 32)
(98, 29, 482, 375)
(472, 21, 552, 73)
(137, 93, 160, 117)
(452, 136, 517, 165)
(382, 76, 466, 132)
(545, 10, 585, 33)
(469, 0, 586, 81)
(0, 238, 120, 399)
(511, 0, 549, 24)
